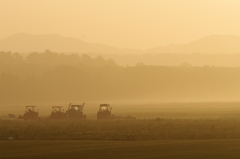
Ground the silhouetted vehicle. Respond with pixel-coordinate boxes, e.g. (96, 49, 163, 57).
(49, 106, 66, 119)
(8, 114, 16, 118)
(97, 104, 112, 119)
(18, 106, 39, 120)
(66, 103, 86, 119)
(97, 104, 136, 120)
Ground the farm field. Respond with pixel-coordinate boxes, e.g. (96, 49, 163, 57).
(1, 102, 240, 140)
(2, 102, 240, 119)
(1, 139, 240, 159)
(1, 102, 240, 158)
(2, 118, 240, 140)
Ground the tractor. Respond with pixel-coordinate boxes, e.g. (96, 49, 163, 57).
(97, 104, 136, 120)
(49, 106, 66, 119)
(18, 106, 39, 120)
(66, 103, 86, 119)
(97, 104, 112, 119)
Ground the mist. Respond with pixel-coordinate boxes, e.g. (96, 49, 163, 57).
(2, 1, 240, 158)
(1, 50, 240, 106)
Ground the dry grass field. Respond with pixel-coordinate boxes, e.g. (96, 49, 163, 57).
(1, 118, 240, 140)
(1, 102, 240, 158)
(1, 140, 240, 159)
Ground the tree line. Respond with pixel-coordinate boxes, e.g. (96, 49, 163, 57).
(0, 50, 240, 104)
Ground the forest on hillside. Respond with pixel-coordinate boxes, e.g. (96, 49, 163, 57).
(1, 50, 240, 104)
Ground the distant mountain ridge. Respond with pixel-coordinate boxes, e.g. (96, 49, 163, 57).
(0, 33, 240, 54)
(147, 35, 240, 54)
(0, 33, 123, 54)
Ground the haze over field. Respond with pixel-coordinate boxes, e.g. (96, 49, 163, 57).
(2, 1, 240, 158)
(1, 51, 240, 105)
(1, 0, 240, 103)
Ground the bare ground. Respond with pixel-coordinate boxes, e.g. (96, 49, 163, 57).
(1, 139, 240, 159)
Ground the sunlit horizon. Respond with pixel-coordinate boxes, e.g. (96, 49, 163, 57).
(1, 0, 240, 49)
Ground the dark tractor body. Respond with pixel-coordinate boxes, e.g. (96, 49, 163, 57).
(49, 106, 66, 119)
(66, 103, 86, 119)
(8, 114, 16, 119)
(97, 104, 112, 119)
(18, 106, 39, 120)
(97, 104, 136, 120)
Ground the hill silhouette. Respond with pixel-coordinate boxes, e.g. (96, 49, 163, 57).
(147, 35, 240, 54)
(0, 33, 123, 54)
(1, 33, 240, 54)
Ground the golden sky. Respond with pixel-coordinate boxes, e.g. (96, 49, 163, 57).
(0, 0, 240, 49)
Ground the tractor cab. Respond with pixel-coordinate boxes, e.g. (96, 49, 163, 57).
(97, 104, 112, 119)
(70, 105, 84, 112)
(18, 106, 39, 120)
(99, 104, 111, 112)
(26, 106, 37, 112)
(52, 106, 64, 112)
(66, 103, 86, 119)
(50, 106, 66, 119)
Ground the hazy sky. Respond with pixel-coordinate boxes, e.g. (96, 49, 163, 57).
(0, 0, 240, 49)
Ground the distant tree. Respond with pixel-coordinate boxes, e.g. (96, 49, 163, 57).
(179, 63, 192, 67)
(136, 62, 145, 67)
(13, 52, 23, 61)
